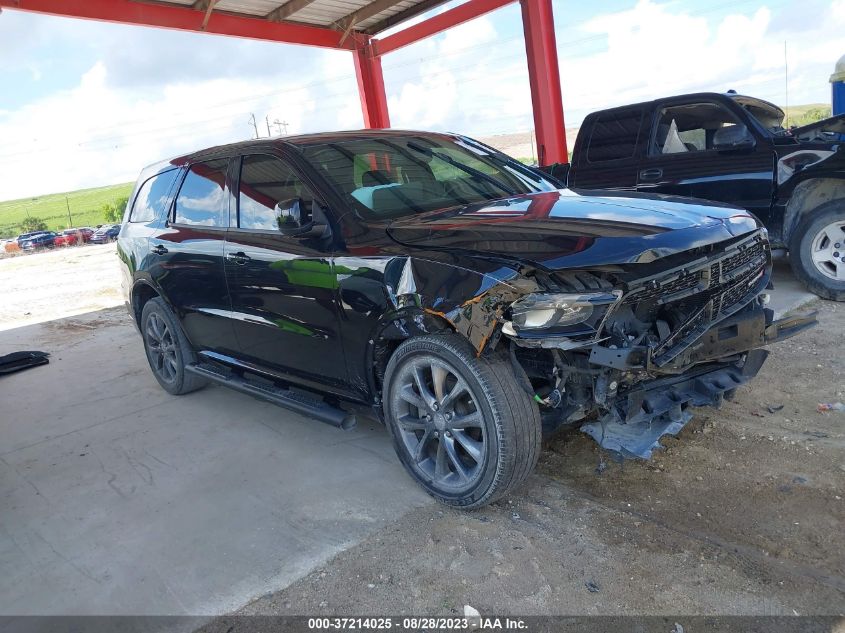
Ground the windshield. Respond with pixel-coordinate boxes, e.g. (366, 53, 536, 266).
(300, 134, 559, 220)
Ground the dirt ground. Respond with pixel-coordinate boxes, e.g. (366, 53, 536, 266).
(3, 243, 843, 621)
(0, 243, 123, 331)
(203, 300, 844, 619)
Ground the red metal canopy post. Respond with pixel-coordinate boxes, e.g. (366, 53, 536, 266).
(520, 0, 567, 166)
(354, 36, 391, 129)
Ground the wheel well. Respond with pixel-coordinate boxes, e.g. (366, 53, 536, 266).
(370, 312, 456, 400)
(131, 283, 160, 327)
(784, 178, 845, 244)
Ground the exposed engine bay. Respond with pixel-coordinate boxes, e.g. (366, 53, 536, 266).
(503, 230, 817, 458)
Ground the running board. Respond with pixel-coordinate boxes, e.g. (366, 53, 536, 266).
(186, 362, 356, 430)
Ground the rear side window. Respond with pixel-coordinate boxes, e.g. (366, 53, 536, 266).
(129, 169, 179, 223)
(238, 154, 315, 230)
(587, 109, 643, 162)
(173, 159, 230, 227)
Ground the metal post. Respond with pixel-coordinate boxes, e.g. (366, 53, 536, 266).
(520, 0, 567, 166)
(65, 196, 73, 228)
(354, 36, 390, 129)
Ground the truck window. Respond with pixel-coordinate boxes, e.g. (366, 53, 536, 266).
(586, 109, 643, 162)
(651, 102, 742, 155)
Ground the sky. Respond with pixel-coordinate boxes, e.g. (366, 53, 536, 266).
(0, 0, 843, 200)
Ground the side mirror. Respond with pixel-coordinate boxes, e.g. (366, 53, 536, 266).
(713, 124, 756, 152)
(275, 198, 329, 238)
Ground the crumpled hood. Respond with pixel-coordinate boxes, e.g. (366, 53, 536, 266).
(386, 189, 760, 270)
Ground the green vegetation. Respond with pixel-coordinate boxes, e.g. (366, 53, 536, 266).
(0, 182, 133, 238)
(21, 216, 48, 233)
(102, 196, 130, 224)
(783, 103, 832, 127)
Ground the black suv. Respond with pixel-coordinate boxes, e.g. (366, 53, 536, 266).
(560, 92, 845, 300)
(118, 130, 814, 508)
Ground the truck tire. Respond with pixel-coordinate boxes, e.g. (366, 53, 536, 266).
(789, 200, 845, 301)
(141, 297, 208, 395)
(383, 335, 541, 509)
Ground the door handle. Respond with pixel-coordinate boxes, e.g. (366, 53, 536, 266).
(639, 168, 663, 181)
(151, 244, 168, 255)
(226, 251, 251, 265)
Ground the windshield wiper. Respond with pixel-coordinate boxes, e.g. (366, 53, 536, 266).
(406, 141, 516, 196)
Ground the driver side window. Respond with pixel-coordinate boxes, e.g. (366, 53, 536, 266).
(238, 154, 314, 231)
(651, 102, 741, 155)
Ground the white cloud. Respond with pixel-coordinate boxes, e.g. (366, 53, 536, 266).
(1, 0, 844, 199)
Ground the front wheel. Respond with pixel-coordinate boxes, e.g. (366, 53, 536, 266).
(141, 298, 208, 395)
(383, 335, 541, 509)
(789, 201, 845, 301)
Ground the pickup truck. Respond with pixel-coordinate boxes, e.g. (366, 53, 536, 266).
(549, 92, 845, 301)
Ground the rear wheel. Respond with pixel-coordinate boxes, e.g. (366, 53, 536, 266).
(789, 201, 845, 301)
(383, 335, 541, 509)
(141, 298, 208, 395)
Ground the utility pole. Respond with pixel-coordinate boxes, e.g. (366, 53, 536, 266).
(275, 119, 289, 135)
(266, 115, 272, 137)
(248, 113, 259, 139)
(65, 196, 73, 228)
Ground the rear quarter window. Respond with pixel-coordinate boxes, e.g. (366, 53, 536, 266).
(586, 109, 644, 162)
(129, 169, 179, 223)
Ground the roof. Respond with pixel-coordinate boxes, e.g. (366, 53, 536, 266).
(142, 129, 457, 175)
(146, 0, 450, 36)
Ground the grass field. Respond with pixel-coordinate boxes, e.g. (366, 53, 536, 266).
(0, 182, 133, 238)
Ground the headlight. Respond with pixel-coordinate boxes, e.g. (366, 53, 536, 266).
(509, 291, 620, 332)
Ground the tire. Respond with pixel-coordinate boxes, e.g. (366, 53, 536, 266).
(383, 335, 541, 509)
(140, 297, 208, 395)
(789, 200, 845, 301)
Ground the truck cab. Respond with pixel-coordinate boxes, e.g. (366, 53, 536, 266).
(566, 92, 845, 300)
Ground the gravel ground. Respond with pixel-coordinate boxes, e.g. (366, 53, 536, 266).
(202, 300, 844, 620)
(0, 243, 122, 330)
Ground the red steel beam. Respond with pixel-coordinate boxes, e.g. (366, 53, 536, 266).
(520, 0, 567, 166)
(0, 0, 356, 49)
(354, 37, 391, 128)
(374, 0, 515, 56)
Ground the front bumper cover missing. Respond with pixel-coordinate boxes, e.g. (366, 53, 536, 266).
(581, 307, 817, 459)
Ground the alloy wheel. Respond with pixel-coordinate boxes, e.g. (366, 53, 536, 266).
(145, 312, 178, 383)
(810, 219, 845, 281)
(391, 357, 486, 492)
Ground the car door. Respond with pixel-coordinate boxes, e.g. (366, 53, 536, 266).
(151, 157, 239, 354)
(568, 106, 646, 191)
(224, 152, 350, 395)
(636, 97, 775, 218)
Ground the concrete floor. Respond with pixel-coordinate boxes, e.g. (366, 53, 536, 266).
(0, 308, 430, 615)
(0, 262, 818, 617)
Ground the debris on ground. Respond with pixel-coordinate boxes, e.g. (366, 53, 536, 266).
(817, 402, 845, 413)
(585, 580, 601, 593)
(766, 404, 785, 413)
(0, 350, 49, 375)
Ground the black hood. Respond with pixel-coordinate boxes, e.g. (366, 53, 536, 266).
(385, 189, 760, 271)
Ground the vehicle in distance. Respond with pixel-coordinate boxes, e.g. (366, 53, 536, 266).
(19, 231, 57, 250)
(90, 224, 120, 243)
(118, 131, 815, 508)
(552, 92, 845, 300)
(54, 228, 93, 247)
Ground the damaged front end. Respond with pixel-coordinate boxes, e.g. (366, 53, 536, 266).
(501, 230, 817, 459)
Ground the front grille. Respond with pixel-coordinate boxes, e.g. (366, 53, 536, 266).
(621, 232, 769, 365)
